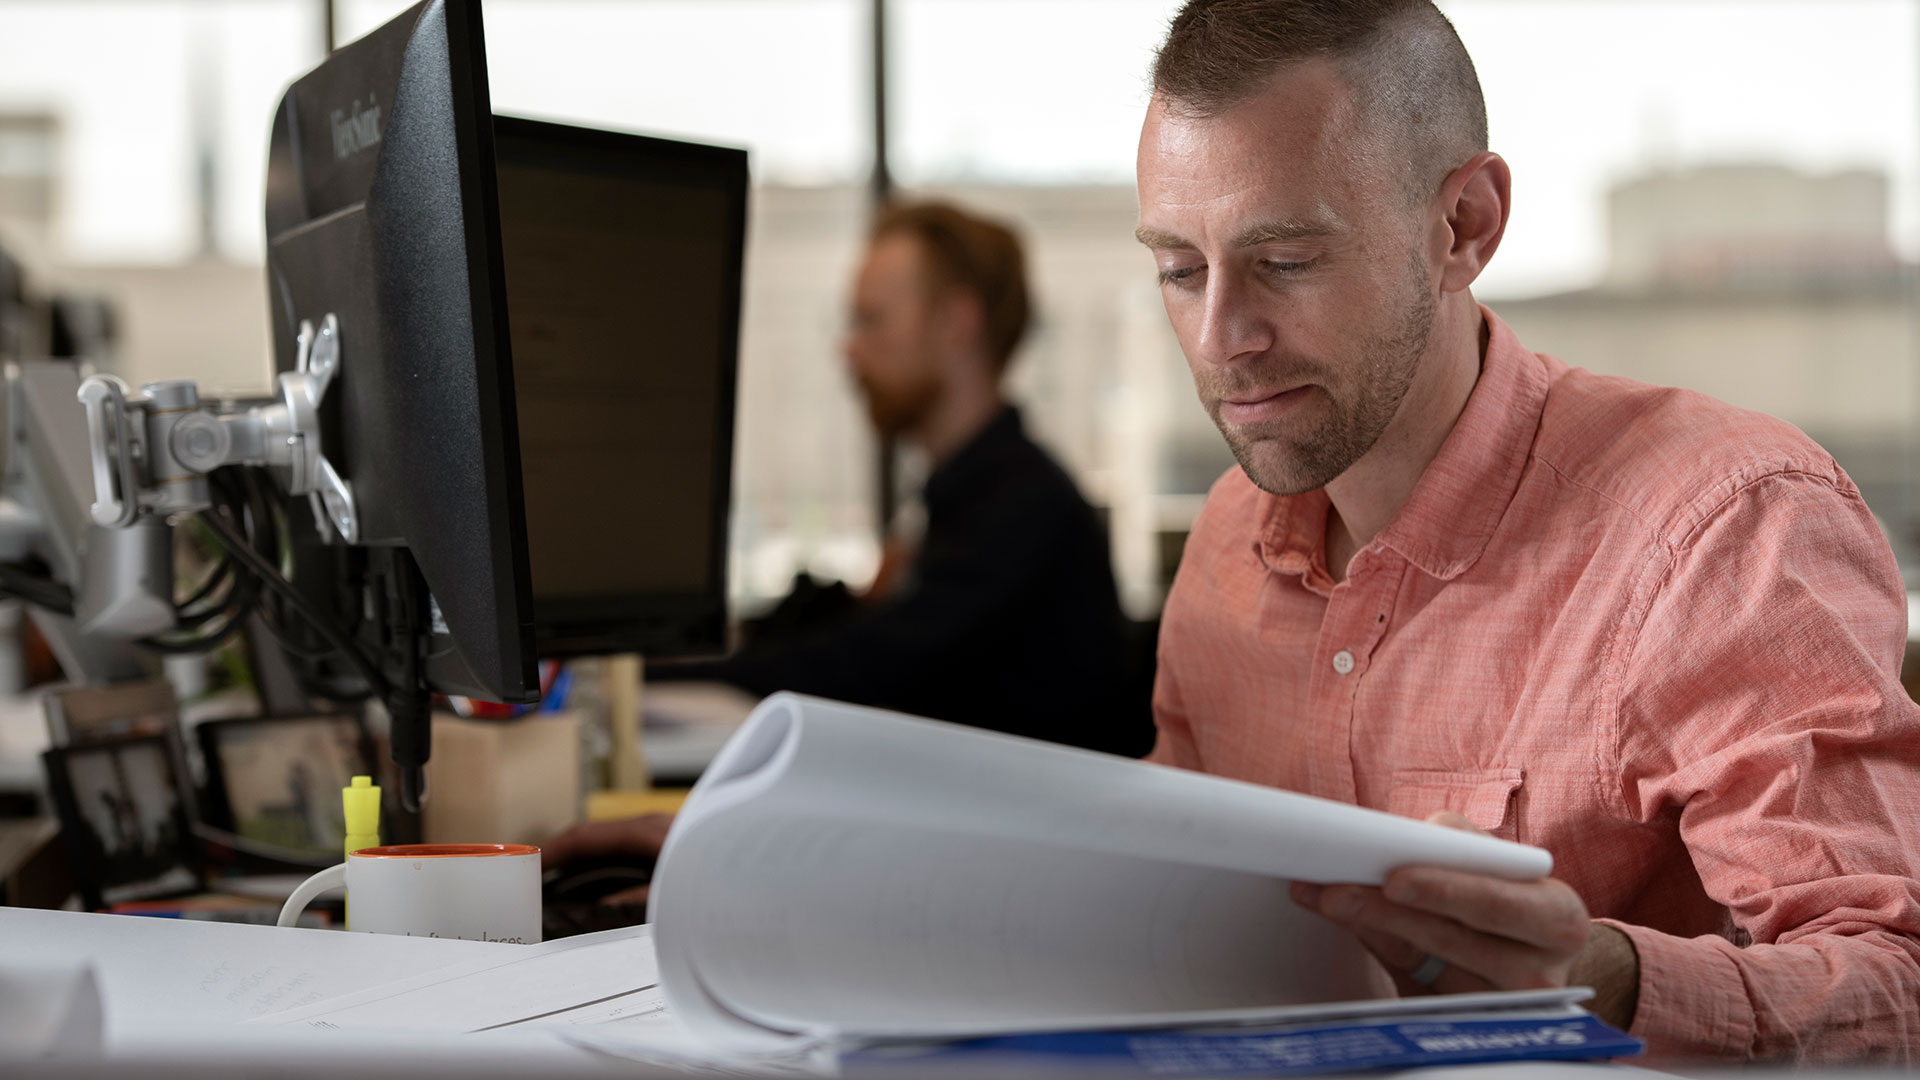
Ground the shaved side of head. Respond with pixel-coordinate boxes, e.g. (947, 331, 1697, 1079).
(1152, 0, 1487, 207)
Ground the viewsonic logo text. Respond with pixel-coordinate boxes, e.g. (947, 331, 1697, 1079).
(330, 95, 382, 160)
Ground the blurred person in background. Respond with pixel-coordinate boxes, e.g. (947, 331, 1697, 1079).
(649, 201, 1151, 758)
(552, 204, 1153, 903)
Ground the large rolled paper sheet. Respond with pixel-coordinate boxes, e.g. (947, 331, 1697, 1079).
(649, 693, 1553, 1051)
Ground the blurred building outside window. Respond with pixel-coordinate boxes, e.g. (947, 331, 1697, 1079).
(0, 0, 1915, 631)
(889, 0, 1920, 615)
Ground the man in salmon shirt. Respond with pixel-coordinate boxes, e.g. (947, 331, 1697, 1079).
(1135, 0, 1920, 1062)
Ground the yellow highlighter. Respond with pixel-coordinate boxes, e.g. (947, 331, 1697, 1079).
(343, 775, 380, 929)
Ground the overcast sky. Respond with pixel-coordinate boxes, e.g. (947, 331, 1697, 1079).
(0, 0, 1913, 298)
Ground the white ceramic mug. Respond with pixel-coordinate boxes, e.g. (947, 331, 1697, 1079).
(277, 843, 542, 944)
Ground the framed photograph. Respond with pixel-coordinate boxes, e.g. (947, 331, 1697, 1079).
(42, 734, 204, 910)
(197, 714, 376, 860)
(42, 677, 177, 747)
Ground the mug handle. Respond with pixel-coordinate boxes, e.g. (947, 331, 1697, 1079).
(277, 863, 347, 928)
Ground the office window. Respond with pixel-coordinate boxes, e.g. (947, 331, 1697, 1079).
(0, 1, 316, 393)
(0, 114, 57, 226)
(1, 0, 872, 611)
(339, 1, 867, 183)
(1451, 0, 1920, 555)
(0, 1, 314, 267)
(3, 0, 1915, 620)
(890, 0, 1190, 614)
(893, 0, 1920, 611)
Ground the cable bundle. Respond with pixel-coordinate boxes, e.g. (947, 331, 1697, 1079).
(0, 465, 389, 700)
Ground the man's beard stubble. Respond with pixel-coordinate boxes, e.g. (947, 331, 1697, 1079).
(1209, 257, 1437, 497)
(860, 368, 942, 440)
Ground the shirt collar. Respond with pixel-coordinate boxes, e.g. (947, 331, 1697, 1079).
(1253, 305, 1548, 584)
(1255, 486, 1336, 594)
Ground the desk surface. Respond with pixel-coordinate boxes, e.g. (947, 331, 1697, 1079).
(585, 789, 688, 821)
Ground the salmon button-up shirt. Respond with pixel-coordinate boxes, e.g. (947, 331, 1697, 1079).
(1150, 307, 1920, 1061)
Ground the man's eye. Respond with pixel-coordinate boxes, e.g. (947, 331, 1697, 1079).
(1157, 266, 1202, 287)
(1260, 258, 1316, 277)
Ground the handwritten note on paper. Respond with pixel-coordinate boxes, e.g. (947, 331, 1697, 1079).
(254, 925, 658, 1035)
(196, 961, 327, 1018)
(0, 908, 512, 1036)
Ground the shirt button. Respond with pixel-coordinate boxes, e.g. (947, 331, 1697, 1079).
(1332, 649, 1355, 675)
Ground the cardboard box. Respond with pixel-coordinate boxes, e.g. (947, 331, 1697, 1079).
(422, 712, 581, 846)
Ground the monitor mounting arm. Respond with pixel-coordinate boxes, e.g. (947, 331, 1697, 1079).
(76, 311, 437, 813)
(77, 313, 360, 544)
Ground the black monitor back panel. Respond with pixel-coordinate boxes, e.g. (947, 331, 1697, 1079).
(262, 0, 537, 703)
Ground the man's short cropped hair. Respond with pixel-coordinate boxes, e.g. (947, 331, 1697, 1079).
(872, 201, 1032, 372)
(1151, 0, 1487, 206)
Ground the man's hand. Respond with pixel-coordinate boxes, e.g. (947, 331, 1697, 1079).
(540, 813, 676, 906)
(1288, 811, 1640, 1030)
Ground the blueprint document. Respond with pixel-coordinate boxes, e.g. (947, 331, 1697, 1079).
(255, 925, 666, 1036)
(648, 693, 1558, 1054)
(247, 923, 1635, 1076)
(254, 925, 820, 1072)
(0, 905, 510, 1048)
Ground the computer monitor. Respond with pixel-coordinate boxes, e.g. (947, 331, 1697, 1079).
(264, 0, 534, 714)
(259, 1, 745, 806)
(493, 116, 745, 660)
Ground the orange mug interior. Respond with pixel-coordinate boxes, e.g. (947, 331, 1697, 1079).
(350, 843, 540, 859)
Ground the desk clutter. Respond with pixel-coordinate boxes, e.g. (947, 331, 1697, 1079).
(36, 679, 349, 917)
(3, 691, 1645, 1076)
(3, 662, 749, 924)
(17, 674, 595, 921)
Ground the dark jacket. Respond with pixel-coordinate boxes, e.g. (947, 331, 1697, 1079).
(656, 407, 1151, 756)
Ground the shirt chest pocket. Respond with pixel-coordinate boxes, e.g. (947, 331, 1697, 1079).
(1385, 768, 1524, 842)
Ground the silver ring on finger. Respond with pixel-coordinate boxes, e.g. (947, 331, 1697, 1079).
(1408, 953, 1447, 987)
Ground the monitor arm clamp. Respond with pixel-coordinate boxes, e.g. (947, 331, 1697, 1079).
(74, 313, 439, 812)
(78, 313, 360, 544)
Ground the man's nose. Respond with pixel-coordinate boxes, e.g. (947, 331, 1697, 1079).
(1194, 270, 1272, 369)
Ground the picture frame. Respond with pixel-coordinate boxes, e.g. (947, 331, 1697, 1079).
(196, 713, 377, 861)
(42, 677, 177, 748)
(41, 733, 204, 910)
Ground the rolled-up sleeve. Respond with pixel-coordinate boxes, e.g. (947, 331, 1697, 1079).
(1614, 470, 1920, 1061)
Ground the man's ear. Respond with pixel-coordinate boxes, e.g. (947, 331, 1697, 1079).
(1433, 151, 1511, 294)
(934, 288, 987, 356)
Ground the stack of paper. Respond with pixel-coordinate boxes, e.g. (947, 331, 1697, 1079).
(238, 925, 1637, 1077)
(0, 911, 684, 1075)
(0, 907, 512, 1040)
(647, 694, 1571, 1051)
